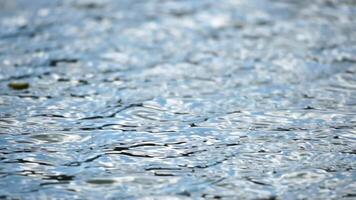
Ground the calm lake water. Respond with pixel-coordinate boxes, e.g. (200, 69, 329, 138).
(0, 0, 355, 199)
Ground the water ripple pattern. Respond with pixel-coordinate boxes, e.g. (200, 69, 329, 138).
(0, 0, 355, 199)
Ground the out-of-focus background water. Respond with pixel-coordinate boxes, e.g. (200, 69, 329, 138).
(0, 0, 355, 199)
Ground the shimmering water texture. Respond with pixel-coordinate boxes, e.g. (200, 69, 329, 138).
(0, 0, 355, 199)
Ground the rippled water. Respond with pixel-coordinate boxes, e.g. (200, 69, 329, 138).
(0, 0, 355, 199)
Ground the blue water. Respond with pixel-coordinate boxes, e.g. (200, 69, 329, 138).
(0, 0, 355, 199)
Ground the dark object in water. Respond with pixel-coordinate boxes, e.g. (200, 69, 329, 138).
(8, 82, 30, 90)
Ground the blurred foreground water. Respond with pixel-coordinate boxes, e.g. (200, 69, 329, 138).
(0, 0, 355, 199)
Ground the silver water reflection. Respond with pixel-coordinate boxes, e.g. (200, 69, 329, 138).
(0, 0, 355, 199)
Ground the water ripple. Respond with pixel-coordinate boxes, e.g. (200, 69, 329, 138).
(0, 0, 355, 199)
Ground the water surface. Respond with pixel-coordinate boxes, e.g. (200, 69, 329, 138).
(0, 0, 355, 199)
